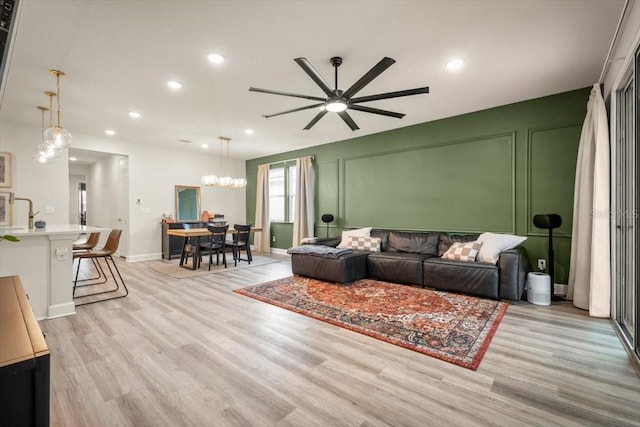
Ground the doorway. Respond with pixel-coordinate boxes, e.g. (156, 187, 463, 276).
(68, 148, 130, 258)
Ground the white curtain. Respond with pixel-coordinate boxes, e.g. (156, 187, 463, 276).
(292, 156, 314, 246)
(567, 84, 610, 318)
(253, 164, 270, 253)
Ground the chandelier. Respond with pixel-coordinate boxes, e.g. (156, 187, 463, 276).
(43, 69, 72, 149)
(201, 137, 247, 189)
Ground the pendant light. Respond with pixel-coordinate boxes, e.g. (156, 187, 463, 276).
(201, 136, 247, 189)
(32, 105, 56, 164)
(43, 69, 72, 149)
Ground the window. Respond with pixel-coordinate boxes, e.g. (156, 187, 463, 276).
(269, 164, 296, 222)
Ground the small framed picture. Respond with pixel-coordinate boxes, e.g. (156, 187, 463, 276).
(0, 191, 11, 226)
(0, 152, 12, 188)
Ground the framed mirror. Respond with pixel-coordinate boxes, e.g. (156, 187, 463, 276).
(175, 185, 201, 221)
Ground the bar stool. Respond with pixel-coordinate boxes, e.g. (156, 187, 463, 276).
(73, 229, 128, 306)
(73, 232, 103, 282)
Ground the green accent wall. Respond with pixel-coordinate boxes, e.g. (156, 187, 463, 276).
(246, 88, 588, 284)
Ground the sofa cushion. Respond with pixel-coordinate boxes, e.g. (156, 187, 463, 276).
(423, 258, 499, 299)
(387, 231, 439, 255)
(367, 252, 434, 286)
(476, 232, 527, 264)
(442, 241, 482, 262)
(370, 230, 390, 252)
(337, 227, 372, 248)
(437, 233, 480, 256)
(346, 235, 381, 252)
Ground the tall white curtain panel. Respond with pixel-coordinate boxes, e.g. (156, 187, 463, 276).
(254, 164, 271, 253)
(292, 156, 315, 246)
(567, 84, 611, 317)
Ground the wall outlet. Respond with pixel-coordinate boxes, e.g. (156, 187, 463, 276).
(45, 206, 55, 214)
(55, 247, 68, 260)
(272, 235, 276, 242)
(538, 258, 546, 271)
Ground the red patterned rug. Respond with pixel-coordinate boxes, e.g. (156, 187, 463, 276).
(234, 276, 508, 370)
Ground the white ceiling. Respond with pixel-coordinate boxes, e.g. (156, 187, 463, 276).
(0, 0, 624, 161)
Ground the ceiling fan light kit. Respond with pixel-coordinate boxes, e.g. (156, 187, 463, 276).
(249, 56, 429, 130)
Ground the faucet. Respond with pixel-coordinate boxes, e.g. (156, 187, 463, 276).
(8, 193, 39, 229)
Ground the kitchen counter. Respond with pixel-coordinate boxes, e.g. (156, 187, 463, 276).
(0, 225, 109, 319)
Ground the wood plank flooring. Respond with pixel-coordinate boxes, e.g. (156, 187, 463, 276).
(41, 256, 640, 426)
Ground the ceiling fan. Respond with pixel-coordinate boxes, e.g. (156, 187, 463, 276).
(249, 56, 429, 131)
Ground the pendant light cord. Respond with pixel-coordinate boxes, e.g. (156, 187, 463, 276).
(55, 72, 62, 128)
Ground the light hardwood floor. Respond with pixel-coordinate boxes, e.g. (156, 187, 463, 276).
(42, 256, 640, 426)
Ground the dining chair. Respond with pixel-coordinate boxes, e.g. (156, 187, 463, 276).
(231, 224, 253, 266)
(199, 224, 229, 269)
(73, 229, 128, 306)
(181, 222, 200, 267)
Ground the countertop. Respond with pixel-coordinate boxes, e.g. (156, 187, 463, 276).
(0, 225, 108, 237)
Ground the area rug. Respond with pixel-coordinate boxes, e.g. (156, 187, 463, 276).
(234, 276, 508, 370)
(148, 255, 280, 279)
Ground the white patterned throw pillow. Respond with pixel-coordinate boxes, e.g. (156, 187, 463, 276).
(346, 235, 381, 252)
(442, 241, 482, 262)
(337, 227, 372, 248)
(476, 232, 527, 264)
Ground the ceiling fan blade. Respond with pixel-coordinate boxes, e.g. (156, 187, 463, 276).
(350, 86, 430, 104)
(249, 87, 326, 102)
(294, 57, 335, 97)
(342, 57, 396, 99)
(348, 104, 405, 119)
(338, 111, 360, 131)
(303, 110, 328, 130)
(263, 103, 325, 118)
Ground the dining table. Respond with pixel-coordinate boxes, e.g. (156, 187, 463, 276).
(166, 227, 262, 270)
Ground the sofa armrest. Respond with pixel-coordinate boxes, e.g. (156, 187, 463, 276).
(498, 246, 530, 300)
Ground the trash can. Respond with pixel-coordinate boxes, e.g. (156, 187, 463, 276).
(527, 272, 551, 306)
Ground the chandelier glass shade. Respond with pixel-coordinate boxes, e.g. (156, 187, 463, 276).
(43, 70, 72, 149)
(32, 105, 57, 165)
(201, 137, 247, 189)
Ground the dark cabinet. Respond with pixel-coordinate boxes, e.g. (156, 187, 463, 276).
(161, 221, 204, 259)
(0, 275, 50, 427)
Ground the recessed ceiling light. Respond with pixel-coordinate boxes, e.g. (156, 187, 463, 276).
(207, 53, 225, 64)
(201, 144, 209, 149)
(128, 111, 141, 119)
(167, 80, 182, 90)
(69, 157, 77, 161)
(105, 129, 115, 136)
(446, 58, 465, 72)
(245, 129, 254, 135)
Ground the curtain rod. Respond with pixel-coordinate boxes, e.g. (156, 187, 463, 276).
(599, 0, 630, 84)
(261, 155, 315, 167)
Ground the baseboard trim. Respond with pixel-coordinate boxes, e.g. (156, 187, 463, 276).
(126, 253, 162, 262)
(554, 283, 568, 296)
(270, 248, 289, 256)
(47, 302, 76, 319)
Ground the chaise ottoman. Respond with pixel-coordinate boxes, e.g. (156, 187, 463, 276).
(289, 248, 369, 284)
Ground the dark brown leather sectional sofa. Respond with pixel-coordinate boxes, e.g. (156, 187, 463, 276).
(290, 229, 530, 301)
